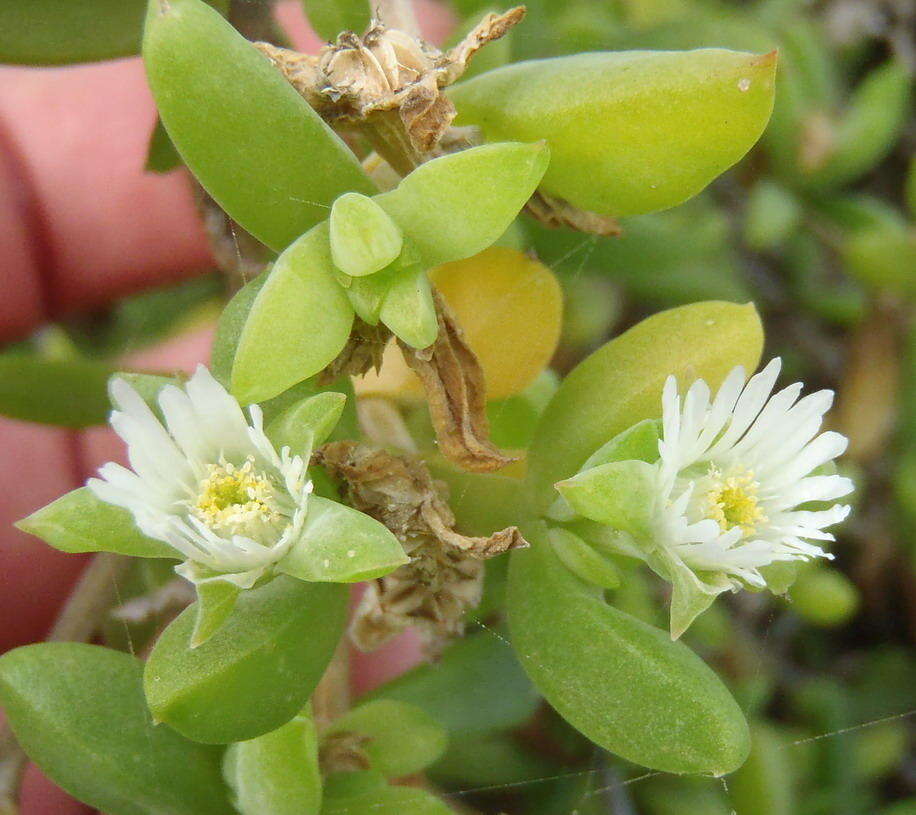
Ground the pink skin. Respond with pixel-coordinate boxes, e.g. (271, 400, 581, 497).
(0, 2, 449, 810)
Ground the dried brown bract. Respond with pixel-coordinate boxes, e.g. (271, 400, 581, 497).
(320, 318, 391, 383)
(313, 441, 528, 655)
(526, 189, 622, 237)
(319, 731, 373, 775)
(400, 291, 515, 473)
(254, 7, 525, 164)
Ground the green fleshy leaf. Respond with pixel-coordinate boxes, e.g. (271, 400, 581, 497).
(211, 273, 267, 386)
(375, 142, 550, 267)
(0, 643, 230, 815)
(146, 116, 183, 173)
(190, 579, 241, 648)
(267, 392, 346, 453)
(327, 700, 448, 778)
(323, 770, 387, 800)
(300, 0, 369, 40)
(379, 262, 439, 349)
(0, 353, 115, 427)
(231, 224, 355, 404)
(278, 496, 407, 583)
(224, 710, 321, 815)
(330, 192, 403, 278)
(451, 50, 776, 217)
(16, 487, 176, 559)
(548, 526, 621, 589)
(145, 576, 347, 744)
(508, 522, 749, 775)
(556, 459, 657, 539)
(143, 0, 374, 252)
(365, 631, 538, 738)
(345, 268, 396, 325)
(0, 0, 226, 65)
(322, 785, 453, 815)
(526, 301, 763, 514)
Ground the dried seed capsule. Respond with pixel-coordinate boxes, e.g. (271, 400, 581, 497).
(450, 49, 777, 217)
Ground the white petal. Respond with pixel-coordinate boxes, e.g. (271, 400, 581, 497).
(691, 365, 746, 456)
(184, 365, 253, 459)
(769, 475, 854, 510)
(706, 358, 781, 457)
(158, 384, 212, 467)
(767, 431, 849, 489)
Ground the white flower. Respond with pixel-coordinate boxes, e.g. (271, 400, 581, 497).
(652, 358, 853, 631)
(89, 366, 313, 588)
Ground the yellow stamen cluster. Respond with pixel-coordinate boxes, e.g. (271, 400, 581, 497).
(193, 456, 278, 535)
(705, 467, 767, 536)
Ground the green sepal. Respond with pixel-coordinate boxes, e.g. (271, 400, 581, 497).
(224, 709, 322, 815)
(759, 561, 799, 596)
(266, 392, 347, 453)
(0, 643, 231, 815)
(145, 576, 347, 744)
(189, 577, 242, 649)
(326, 700, 448, 778)
(330, 192, 403, 277)
(231, 224, 355, 404)
(374, 142, 550, 267)
(278, 496, 407, 583)
(379, 261, 439, 349)
(346, 269, 395, 325)
(581, 418, 662, 471)
(548, 526, 621, 589)
(16, 487, 176, 560)
(556, 459, 657, 540)
(648, 549, 730, 640)
(143, 0, 374, 252)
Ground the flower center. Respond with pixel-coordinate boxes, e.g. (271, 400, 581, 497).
(705, 467, 767, 536)
(193, 456, 280, 537)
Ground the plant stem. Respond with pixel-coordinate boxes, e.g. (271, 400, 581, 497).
(0, 553, 131, 814)
(312, 639, 351, 731)
(371, 0, 420, 36)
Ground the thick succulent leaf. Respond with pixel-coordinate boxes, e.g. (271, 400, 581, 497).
(526, 301, 763, 514)
(379, 262, 439, 349)
(365, 631, 539, 738)
(16, 487, 175, 559)
(231, 224, 355, 404)
(224, 710, 321, 815)
(451, 49, 776, 217)
(143, 0, 374, 251)
(145, 576, 347, 743)
(0, 353, 114, 427)
(806, 60, 911, 190)
(278, 496, 407, 583)
(556, 459, 657, 539)
(267, 392, 347, 453)
(0, 643, 231, 815)
(322, 785, 453, 815)
(0, 0, 226, 65)
(374, 142, 550, 267)
(508, 522, 750, 775)
(300, 0, 369, 40)
(548, 526, 621, 589)
(146, 116, 183, 173)
(190, 579, 241, 648)
(330, 192, 403, 277)
(327, 700, 448, 778)
(211, 273, 267, 386)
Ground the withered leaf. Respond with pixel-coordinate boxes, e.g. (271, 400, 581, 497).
(313, 442, 528, 654)
(400, 291, 515, 473)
